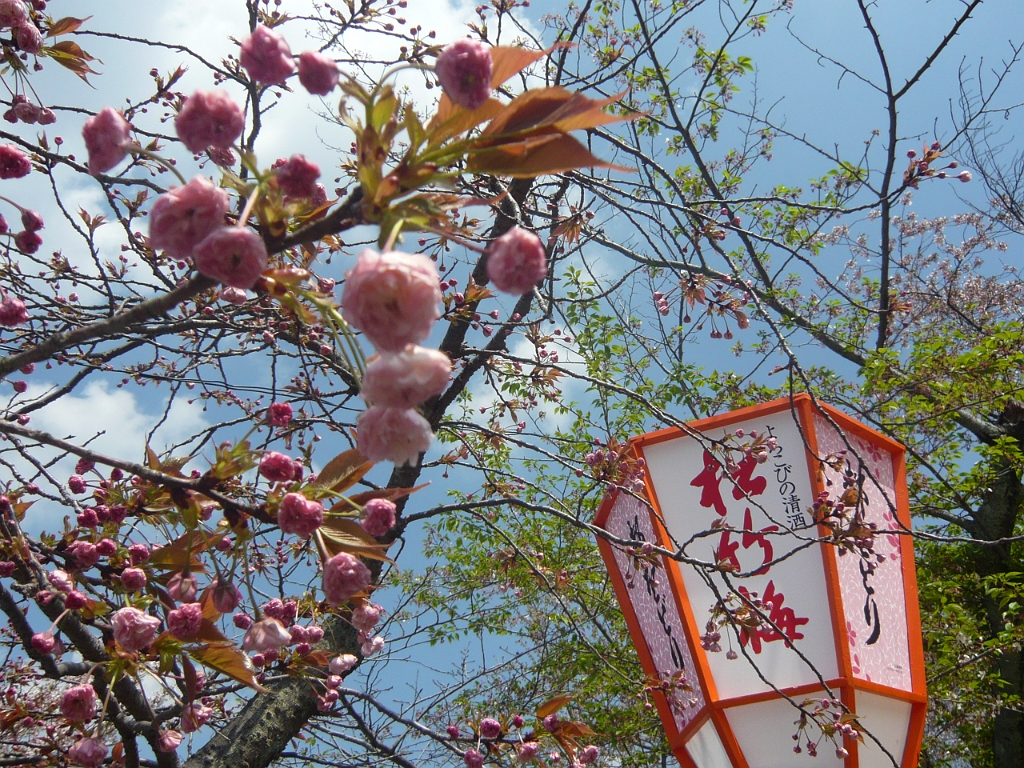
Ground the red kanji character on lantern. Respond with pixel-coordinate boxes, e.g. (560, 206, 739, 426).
(730, 454, 768, 500)
(737, 580, 809, 653)
(691, 450, 727, 516)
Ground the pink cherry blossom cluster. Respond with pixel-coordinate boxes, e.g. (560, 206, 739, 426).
(342, 248, 451, 465)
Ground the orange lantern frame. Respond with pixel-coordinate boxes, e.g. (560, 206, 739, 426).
(594, 394, 926, 768)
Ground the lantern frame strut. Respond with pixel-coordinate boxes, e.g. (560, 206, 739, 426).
(594, 394, 927, 768)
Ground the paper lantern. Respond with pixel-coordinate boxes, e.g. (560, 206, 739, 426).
(594, 395, 926, 768)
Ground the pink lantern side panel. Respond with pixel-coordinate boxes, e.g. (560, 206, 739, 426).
(814, 415, 913, 693)
(602, 491, 706, 732)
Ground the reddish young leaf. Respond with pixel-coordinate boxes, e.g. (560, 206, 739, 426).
(536, 694, 573, 719)
(314, 448, 374, 493)
(47, 16, 90, 37)
(319, 518, 394, 563)
(467, 133, 630, 178)
(191, 644, 268, 693)
(480, 88, 628, 139)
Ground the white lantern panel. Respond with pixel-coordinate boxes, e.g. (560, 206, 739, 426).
(725, 696, 844, 768)
(685, 717, 733, 768)
(814, 415, 913, 692)
(855, 691, 912, 768)
(604, 492, 705, 731)
(642, 410, 838, 699)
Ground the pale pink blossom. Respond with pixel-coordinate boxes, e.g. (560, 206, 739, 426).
(149, 176, 229, 260)
(220, 286, 247, 305)
(47, 569, 73, 592)
(0, 1, 27, 29)
(193, 227, 268, 289)
(69, 541, 100, 567)
(0, 291, 28, 326)
(487, 227, 547, 294)
(360, 635, 385, 657)
(180, 703, 213, 733)
(68, 737, 107, 768)
(958, 170, 972, 183)
(15, 22, 42, 54)
(329, 653, 358, 674)
(167, 603, 203, 639)
(157, 730, 183, 752)
(259, 451, 297, 482)
(435, 39, 493, 110)
(359, 498, 396, 537)
(351, 602, 382, 632)
(175, 90, 245, 153)
(120, 567, 146, 591)
(361, 347, 451, 408)
(479, 718, 501, 739)
(341, 249, 442, 353)
(60, 684, 98, 722)
(298, 51, 339, 96)
(31, 631, 55, 653)
(518, 742, 539, 762)
(579, 745, 599, 765)
(240, 25, 294, 85)
(356, 406, 433, 466)
(274, 154, 320, 198)
(323, 552, 371, 606)
(277, 492, 323, 538)
(267, 402, 293, 426)
(242, 616, 292, 651)
(111, 606, 161, 652)
(82, 107, 131, 175)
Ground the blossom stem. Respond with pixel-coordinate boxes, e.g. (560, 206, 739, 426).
(237, 187, 261, 226)
(129, 145, 187, 185)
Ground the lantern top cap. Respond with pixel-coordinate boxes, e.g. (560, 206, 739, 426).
(630, 393, 906, 455)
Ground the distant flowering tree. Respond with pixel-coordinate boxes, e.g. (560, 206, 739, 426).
(0, 2, 1021, 768)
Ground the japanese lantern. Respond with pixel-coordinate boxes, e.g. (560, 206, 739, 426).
(594, 395, 926, 768)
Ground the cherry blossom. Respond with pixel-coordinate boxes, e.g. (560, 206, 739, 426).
(435, 39, 493, 110)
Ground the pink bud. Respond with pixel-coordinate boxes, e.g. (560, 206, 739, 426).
(435, 39, 493, 110)
(242, 617, 292, 652)
(240, 25, 295, 85)
(82, 107, 131, 175)
(31, 631, 55, 654)
(486, 227, 547, 294)
(168, 572, 199, 602)
(0, 144, 30, 179)
(211, 579, 242, 613)
(175, 90, 245, 153)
